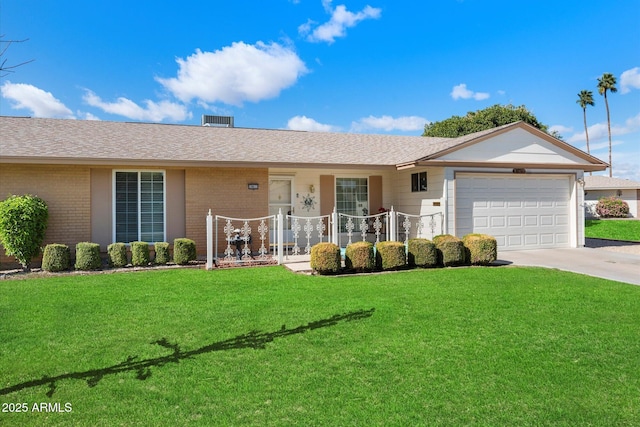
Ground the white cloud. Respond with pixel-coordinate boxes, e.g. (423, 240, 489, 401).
(1, 81, 75, 118)
(300, 2, 381, 44)
(620, 67, 640, 94)
(450, 83, 490, 101)
(157, 42, 308, 106)
(611, 149, 640, 181)
(549, 124, 573, 135)
(82, 90, 191, 122)
(567, 112, 640, 143)
(584, 139, 624, 152)
(286, 115, 337, 132)
(80, 111, 101, 121)
(351, 115, 428, 132)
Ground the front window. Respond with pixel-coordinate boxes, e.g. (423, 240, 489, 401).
(114, 171, 165, 243)
(336, 177, 368, 216)
(411, 171, 427, 192)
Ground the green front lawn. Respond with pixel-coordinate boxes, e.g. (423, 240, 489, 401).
(585, 219, 640, 241)
(1, 267, 639, 426)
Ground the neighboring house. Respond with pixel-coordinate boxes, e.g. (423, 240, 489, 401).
(0, 116, 607, 266)
(584, 176, 640, 218)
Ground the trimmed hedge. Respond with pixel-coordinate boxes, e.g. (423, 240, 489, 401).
(595, 196, 629, 218)
(463, 234, 497, 266)
(131, 241, 150, 267)
(433, 234, 465, 267)
(0, 194, 49, 270)
(107, 243, 128, 268)
(154, 242, 171, 265)
(407, 238, 438, 268)
(173, 238, 196, 265)
(74, 242, 102, 271)
(42, 243, 70, 272)
(310, 242, 341, 275)
(345, 241, 375, 272)
(375, 241, 406, 271)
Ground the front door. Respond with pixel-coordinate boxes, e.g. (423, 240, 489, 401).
(269, 177, 294, 218)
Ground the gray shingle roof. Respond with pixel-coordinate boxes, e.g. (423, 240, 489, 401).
(0, 116, 605, 170)
(0, 116, 452, 168)
(585, 175, 640, 189)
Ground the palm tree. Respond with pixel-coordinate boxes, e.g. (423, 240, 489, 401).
(576, 90, 595, 155)
(597, 73, 617, 177)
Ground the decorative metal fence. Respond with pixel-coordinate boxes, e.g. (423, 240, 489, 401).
(205, 207, 445, 269)
(337, 211, 389, 247)
(395, 212, 444, 244)
(286, 214, 332, 256)
(213, 213, 276, 264)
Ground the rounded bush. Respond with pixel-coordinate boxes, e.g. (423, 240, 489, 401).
(345, 241, 375, 272)
(154, 242, 171, 265)
(131, 241, 150, 267)
(107, 242, 128, 268)
(595, 197, 629, 218)
(375, 241, 406, 271)
(433, 234, 465, 267)
(74, 242, 102, 271)
(0, 194, 49, 270)
(407, 238, 438, 268)
(310, 242, 341, 275)
(173, 238, 196, 265)
(463, 234, 497, 266)
(42, 244, 70, 272)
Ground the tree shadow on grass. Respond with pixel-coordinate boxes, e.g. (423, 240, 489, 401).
(1, 308, 375, 397)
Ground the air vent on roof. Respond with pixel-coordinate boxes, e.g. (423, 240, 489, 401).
(202, 115, 234, 128)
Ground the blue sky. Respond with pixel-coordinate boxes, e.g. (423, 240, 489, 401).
(2, 0, 639, 179)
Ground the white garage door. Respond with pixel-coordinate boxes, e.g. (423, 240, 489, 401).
(456, 174, 571, 250)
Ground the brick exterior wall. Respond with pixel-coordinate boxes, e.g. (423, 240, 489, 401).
(185, 167, 269, 257)
(0, 164, 91, 267)
(0, 164, 269, 267)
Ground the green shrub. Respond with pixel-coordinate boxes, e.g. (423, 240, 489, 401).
(173, 238, 196, 265)
(154, 242, 171, 265)
(74, 242, 102, 270)
(41, 244, 70, 272)
(407, 238, 438, 268)
(433, 234, 465, 267)
(375, 241, 406, 271)
(595, 197, 629, 218)
(131, 241, 150, 267)
(107, 242, 128, 268)
(463, 234, 497, 266)
(310, 242, 341, 275)
(345, 241, 375, 272)
(0, 194, 49, 270)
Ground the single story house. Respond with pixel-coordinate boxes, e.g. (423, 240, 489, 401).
(0, 116, 607, 266)
(584, 175, 640, 218)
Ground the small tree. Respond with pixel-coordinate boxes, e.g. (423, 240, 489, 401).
(0, 194, 48, 270)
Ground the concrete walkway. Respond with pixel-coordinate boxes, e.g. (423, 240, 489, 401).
(282, 255, 314, 274)
(284, 248, 640, 285)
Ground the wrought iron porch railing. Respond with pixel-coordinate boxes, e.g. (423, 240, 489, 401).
(286, 214, 332, 256)
(395, 211, 444, 244)
(205, 207, 445, 269)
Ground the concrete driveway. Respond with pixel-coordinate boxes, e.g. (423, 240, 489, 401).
(498, 246, 640, 285)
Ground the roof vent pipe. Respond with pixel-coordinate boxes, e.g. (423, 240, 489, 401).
(202, 115, 234, 127)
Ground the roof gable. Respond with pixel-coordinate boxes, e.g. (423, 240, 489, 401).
(415, 122, 607, 171)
